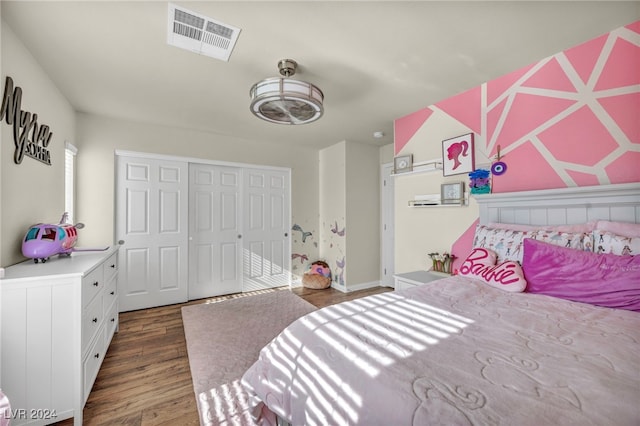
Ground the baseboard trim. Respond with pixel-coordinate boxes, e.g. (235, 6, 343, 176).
(331, 280, 382, 293)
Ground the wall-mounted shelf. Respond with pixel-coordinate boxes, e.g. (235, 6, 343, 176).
(391, 158, 442, 177)
(408, 192, 469, 207)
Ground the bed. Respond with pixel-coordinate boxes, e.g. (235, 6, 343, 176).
(241, 183, 640, 426)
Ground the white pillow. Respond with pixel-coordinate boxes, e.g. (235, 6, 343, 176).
(593, 230, 640, 255)
(473, 224, 593, 264)
(595, 221, 640, 238)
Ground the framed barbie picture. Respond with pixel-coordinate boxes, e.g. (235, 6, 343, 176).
(442, 133, 475, 176)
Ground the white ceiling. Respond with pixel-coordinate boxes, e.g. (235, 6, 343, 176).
(2, 1, 639, 150)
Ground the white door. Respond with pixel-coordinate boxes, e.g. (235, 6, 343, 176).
(188, 163, 243, 299)
(242, 168, 291, 291)
(116, 155, 189, 311)
(381, 163, 395, 287)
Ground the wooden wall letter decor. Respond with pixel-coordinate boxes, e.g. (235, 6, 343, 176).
(0, 76, 53, 165)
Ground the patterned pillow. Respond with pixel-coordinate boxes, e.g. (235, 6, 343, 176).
(593, 230, 640, 256)
(459, 247, 527, 292)
(472, 225, 527, 263)
(487, 221, 596, 233)
(473, 225, 593, 264)
(526, 229, 593, 253)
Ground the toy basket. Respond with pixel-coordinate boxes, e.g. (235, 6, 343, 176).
(302, 260, 332, 289)
(302, 273, 331, 289)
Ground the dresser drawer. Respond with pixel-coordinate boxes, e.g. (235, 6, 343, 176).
(83, 329, 106, 404)
(104, 300, 118, 346)
(104, 252, 118, 282)
(82, 264, 104, 308)
(103, 275, 117, 315)
(82, 294, 104, 353)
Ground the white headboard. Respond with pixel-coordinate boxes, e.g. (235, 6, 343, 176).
(474, 183, 640, 226)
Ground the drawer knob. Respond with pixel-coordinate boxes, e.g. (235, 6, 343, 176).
(110, 291, 115, 295)
(93, 281, 99, 287)
(111, 318, 115, 322)
(110, 264, 115, 268)
(94, 353, 100, 359)
(92, 318, 98, 323)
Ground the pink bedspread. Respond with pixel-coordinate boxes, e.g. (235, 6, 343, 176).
(242, 276, 640, 425)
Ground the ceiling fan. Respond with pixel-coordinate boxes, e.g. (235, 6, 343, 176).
(249, 59, 324, 125)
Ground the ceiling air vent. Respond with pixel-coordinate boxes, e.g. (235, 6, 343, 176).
(167, 3, 241, 62)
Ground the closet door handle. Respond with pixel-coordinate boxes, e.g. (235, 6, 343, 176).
(237, 234, 242, 239)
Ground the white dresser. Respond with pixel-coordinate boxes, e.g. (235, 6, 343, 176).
(0, 247, 119, 425)
(394, 270, 450, 291)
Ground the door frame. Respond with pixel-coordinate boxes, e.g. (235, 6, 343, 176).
(380, 162, 395, 287)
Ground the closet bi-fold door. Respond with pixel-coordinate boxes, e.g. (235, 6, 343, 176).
(116, 155, 189, 312)
(188, 164, 243, 299)
(242, 168, 291, 292)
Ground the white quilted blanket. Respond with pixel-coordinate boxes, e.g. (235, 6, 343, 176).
(242, 276, 640, 425)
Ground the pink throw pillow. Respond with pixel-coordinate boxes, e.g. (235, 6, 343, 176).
(488, 221, 596, 234)
(595, 220, 640, 238)
(459, 247, 527, 292)
(522, 238, 640, 312)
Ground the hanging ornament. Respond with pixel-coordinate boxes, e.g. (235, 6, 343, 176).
(491, 145, 507, 176)
(491, 161, 507, 175)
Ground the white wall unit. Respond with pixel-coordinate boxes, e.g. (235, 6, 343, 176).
(0, 248, 119, 426)
(116, 151, 291, 307)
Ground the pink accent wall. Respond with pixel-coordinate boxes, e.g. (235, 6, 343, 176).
(395, 21, 640, 270)
(394, 108, 433, 154)
(395, 20, 639, 189)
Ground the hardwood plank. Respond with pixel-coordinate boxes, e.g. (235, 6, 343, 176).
(52, 285, 392, 425)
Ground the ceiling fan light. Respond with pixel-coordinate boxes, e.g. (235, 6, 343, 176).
(249, 61, 324, 125)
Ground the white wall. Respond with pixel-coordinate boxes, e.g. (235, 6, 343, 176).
(319, 141, 346, 286)
(393, 116, 479, 274)
(319, 140, 382, 291)
(0, 10, 3, 267)
(345, 141, 380, 287)
(379, 143, 394, 165)
(75, 113, 320, 269)
(0, 21, 76, 266)
(0, 15, 393, 288)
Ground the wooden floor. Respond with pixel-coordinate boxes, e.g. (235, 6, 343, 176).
(54, 285, 392, 426)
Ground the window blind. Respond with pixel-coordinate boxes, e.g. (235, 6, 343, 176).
(65, 142, 78, 224)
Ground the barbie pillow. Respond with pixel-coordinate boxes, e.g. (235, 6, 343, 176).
(459, 247, 527, 292)
(522, 239, 640, 312)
